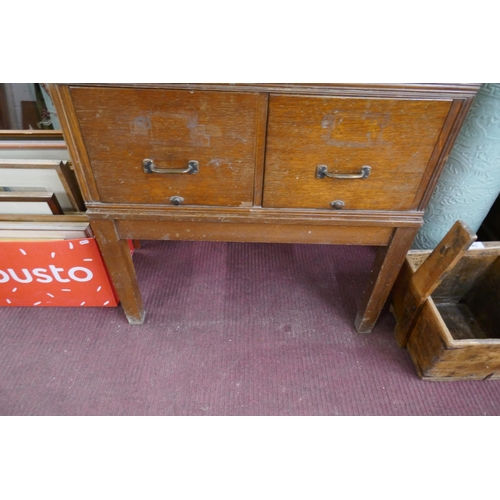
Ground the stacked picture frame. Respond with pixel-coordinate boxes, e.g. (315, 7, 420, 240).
(0, 158, 121, 308)
(0, 159, 85, 215)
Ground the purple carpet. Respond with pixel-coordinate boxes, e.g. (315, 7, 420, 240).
(1, 240, 500, 415)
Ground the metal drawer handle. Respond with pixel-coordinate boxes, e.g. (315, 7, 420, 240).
(142, 159, 199, 175)
(316, 165, 371, 179)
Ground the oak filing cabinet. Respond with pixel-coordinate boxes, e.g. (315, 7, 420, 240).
(49, 83, 479, 332)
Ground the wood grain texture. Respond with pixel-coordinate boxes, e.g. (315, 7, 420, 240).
(0, 191, 63, 214)
(0, 159, 66, 169)
(0, 140, 67, 150)
(49, 83, 479, 330)
(61, 83, 481, 99)
(392, 239, 500, 380)
(85, 205, 424, 228)
(390, 258, 415, 345)
(393, 244, 500, 347)
(47, 84, 101, 202)
(432, 249, 500, 303)
(408, 299, 500, 380)
(0, 213, 88, 224)
(56, 161, 86, 212)
(90, 219, 145, 324)
(0, 130, 63, 140)
(115, 219, 393, 246)
(263, 95, 452, 210)
(355, 226, 419, 333)
(70, 87, 261, 207)
(461, 256, 500, 339)
(393, 220, 476, 347)
(407, 298, 453, 376)
(437, 303, 490, 340)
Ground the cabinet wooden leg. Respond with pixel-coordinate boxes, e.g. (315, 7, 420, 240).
(91, 219, 145, 325)
(355, 227, 419, 333)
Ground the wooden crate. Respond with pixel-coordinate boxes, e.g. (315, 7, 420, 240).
(391, 221, 500, 381)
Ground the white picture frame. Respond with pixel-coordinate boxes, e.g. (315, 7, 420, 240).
(0, 159, 85, 212)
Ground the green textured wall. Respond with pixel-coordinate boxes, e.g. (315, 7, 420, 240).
(413, 83, 500, 249)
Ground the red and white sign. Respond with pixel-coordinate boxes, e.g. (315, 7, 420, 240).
(0, 238, 119, 307)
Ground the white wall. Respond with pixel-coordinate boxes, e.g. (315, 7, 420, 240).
(3, 83, 37, 129)
(0, 148, 71, 160)
(3, 83, 61, 130)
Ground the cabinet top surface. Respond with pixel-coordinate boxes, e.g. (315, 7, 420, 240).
(58, 83, 480, 97)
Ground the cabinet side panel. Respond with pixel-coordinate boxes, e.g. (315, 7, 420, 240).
(48, 84, 101, 203)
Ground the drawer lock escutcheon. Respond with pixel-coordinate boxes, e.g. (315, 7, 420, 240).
(169, 196, 184, 206)
(330, 200, 345, 210)
(316, 165, 371, 180)
(143, 159, 199, 175)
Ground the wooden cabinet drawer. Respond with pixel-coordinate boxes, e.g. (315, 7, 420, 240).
(263, 95, 452, 211)
(70, 87, 260, 207)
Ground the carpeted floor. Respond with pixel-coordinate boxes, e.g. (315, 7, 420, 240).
(1, 240, 499, 415)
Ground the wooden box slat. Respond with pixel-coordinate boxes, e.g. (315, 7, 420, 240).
(391, 239, 500, 381)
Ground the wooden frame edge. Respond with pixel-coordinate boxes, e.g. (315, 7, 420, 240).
(47, 84, 100, 203)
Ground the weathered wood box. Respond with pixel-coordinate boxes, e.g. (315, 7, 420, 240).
(391, 221, 500, 381)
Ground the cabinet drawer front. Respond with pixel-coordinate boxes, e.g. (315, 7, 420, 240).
(263, 95, 452, 210)
(70, 87, 259, 206)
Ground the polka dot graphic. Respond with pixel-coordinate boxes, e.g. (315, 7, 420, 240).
(0, 238, 119, 307)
